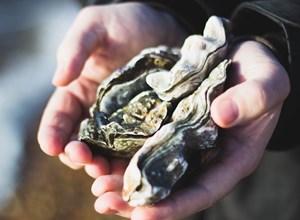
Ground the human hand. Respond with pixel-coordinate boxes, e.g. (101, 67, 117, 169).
(89, 41, 290, 219)
(37, 2, 187, 169)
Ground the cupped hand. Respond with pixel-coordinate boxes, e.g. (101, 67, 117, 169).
(37, 3, 290, 219)
(37, 2, 187, 169)
(90, 41, 290, 219)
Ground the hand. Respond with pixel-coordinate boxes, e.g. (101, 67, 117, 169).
(37, 2, 187, 168)
(90, 41, 290, 219)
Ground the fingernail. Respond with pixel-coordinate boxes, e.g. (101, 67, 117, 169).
(219, 98, 239, 126)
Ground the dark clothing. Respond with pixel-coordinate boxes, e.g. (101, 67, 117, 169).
(86, 0, 300, 151)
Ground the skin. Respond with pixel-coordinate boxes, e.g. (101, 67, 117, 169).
(37, 2, 290, 220)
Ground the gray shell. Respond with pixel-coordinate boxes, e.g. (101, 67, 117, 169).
(123, 59, 230, 206)
(79, 46, 180, 157)
(78, 16, 232, 206)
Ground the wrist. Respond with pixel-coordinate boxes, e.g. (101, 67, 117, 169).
(231, 34, 288, 70)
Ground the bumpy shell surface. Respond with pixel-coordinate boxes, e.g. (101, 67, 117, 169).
(78, 15, 232, 206)
(123, 60, 230, 206)
(79, 46, 180, 157)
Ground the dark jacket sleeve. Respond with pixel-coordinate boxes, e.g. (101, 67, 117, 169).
(85, 0, 300, 150)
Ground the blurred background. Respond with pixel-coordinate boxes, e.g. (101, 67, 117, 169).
(0, 0, 124, 219)
(1, 1, 300, 220)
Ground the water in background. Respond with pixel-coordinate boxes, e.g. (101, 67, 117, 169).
(0, 0, 80, 211)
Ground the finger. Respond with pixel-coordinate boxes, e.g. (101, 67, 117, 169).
(211, 81, 264, 128)
(64, 141, 92, 164)
(52, 8, 106, 86)
(37, 89, 83, 156)
(211, 41, 290, 128)
(94, 192, 133, 217)
(58, 153, 84, 170)
(211, 78, 285, 128)
(91, 175, 123, 197)
(85, 156, 110, 178)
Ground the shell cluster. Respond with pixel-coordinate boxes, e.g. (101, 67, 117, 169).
(79, 16, 232, 206)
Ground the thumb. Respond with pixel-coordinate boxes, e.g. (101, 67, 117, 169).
(52, 10, 106, 86)
(211, 41, 290, 128)
(211, 81, 264, 128)
(211, 76, 288, 128)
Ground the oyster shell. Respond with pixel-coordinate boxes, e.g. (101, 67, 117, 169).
(123, 59, 230, 206)
(79, 46, 181, 157)
(78, 15, 232, 205)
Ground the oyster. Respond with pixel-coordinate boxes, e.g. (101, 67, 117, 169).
(79, 46, 181, 157)
(78, 16, 232, 205)
(123, 59, 230, 206)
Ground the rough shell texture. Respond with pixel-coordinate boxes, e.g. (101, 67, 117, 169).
(78, 16, 232, 206)
(79, 46, 180, 157)
(123, 59, 230, 206)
